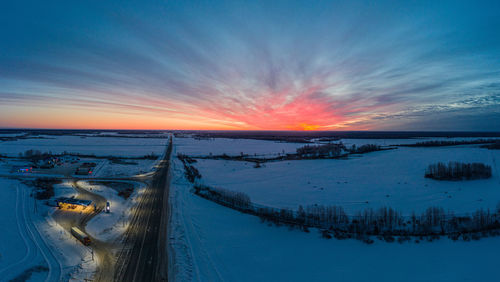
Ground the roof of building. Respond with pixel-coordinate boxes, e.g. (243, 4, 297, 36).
(55, 197, 92, 207)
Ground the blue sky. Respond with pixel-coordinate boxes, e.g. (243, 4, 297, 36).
(1, 0, 499, 130)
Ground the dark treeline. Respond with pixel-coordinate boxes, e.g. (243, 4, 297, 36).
(194, 185, 251, 209)
(75, 134, 168, 139)
(23, 178, 62, 199)
(296, 143, 346, 158)
(65, 151, 158, 160)
(347, 144, 391, 154)
(425, 162, 492, 180)
(177, 154, 197, 164)
(481, 142, 500, 150)
(192, 143, 348, 164)
(0, 134, 50, 142)
(397, 139, 498, 147)
(178, 154, 201, 183)
(193, 184, 500, 243)
(187, 131, 500, 141)
(193, 143, 388, 164)
(189, 132, 313, 143)
(20, 149, 54, 162)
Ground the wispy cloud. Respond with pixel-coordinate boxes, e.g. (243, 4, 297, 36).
(1, 0, 499, 130)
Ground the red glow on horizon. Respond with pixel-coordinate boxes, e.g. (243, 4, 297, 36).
(0, 86, 380, 131)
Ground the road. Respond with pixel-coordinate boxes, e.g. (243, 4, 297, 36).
(5, 139, 172, 281)
(73, 181, 117, 282)
(114, 139, 172, 282)
(51, 179, 116, 281)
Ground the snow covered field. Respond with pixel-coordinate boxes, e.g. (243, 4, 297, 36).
(192, 145, 500, 214)
(93, 159, 157, 178)
(0, 133, 167, 281)
(0, 135, 168, 157)
(170, 137, 500, 282)
(0, 179, 95, 281)
(169, 149, 500, 282)
(175, 137, 310, 157)
(174, 135, 500, 156)
(1, 132, 499, 281)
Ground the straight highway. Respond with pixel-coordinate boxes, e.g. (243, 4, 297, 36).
(114, 139, 172, 281)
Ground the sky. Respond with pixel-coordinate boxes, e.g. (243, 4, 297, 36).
(1, 0, 499, 131)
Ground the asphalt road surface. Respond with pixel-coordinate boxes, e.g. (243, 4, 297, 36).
(115, 140, 172, 282)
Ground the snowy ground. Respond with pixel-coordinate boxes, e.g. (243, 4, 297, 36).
(0, 179, 95, 281)
(80, 180, 146, 242)
(0, 135, 168, 157)
(93, 159, 157, 178)
(170, 137, 500, 282)
(174, 137, 310, 157)
(0, 134, 168, 281)
(170, 171, 500, 282)
(175, 136, 500, 157)
(192, 145, 500, 214)
(0, 155, 157, 179)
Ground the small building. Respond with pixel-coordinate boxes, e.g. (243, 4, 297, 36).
(55, 197, 92, 209)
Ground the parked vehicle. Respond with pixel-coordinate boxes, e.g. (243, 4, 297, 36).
(71, 227, 91, 246)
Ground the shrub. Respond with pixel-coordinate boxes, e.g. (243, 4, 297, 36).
(27, 178, 61, 199)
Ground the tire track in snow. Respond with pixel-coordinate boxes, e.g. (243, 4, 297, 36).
(24, 189, 64, 282)
(20, 186, 62, 282)
(0, 184, 35, 277)
(11, 184, 63, 282)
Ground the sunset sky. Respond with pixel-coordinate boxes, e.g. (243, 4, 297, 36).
(1, 0, 499, 130)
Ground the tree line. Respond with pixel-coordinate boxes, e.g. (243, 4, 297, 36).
(191, 143, 388, 164)
(425, 162, 492, 180)
(481, 142, 500, 150)
(397, 139, 498, 147)
(19, 149, 159, 162)
(347, 144, 389, 154)
(178, 154, 201, 183)
(296, 143, 346, 158)
(193, 184, 500, 243)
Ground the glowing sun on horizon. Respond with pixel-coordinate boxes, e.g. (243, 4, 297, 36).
(287, 123, 321, 131)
